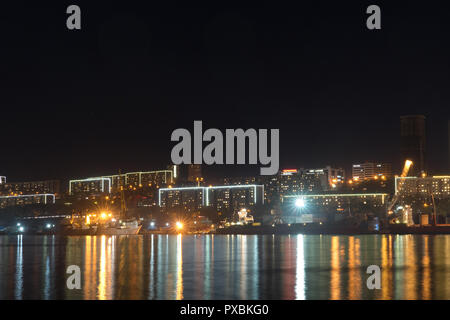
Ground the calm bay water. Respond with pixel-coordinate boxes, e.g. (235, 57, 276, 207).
(0, 234, 449, 300)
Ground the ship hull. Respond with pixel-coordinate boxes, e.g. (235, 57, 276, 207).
(96, 225, 142, 235)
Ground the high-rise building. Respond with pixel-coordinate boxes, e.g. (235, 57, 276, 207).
(352, 162, 392, 181)
(0, 194, 56, 208)
(395, 175, 450, 199)
(0, 176, 5, 184)
(400, 115, 426, 175)
(158, 184, 264, 214)
(222, 170, 324, 204)
(104, 170, 174, 190)
(69, 168, 176, 195)
(302, 166, 345, 190)
(0, 180, 60, 197)
(69, 177, 111, 196)
(282, 193, 388, 223)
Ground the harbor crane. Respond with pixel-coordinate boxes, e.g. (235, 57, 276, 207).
(387, 160, 413, 225)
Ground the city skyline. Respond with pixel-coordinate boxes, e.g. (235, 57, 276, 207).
(2, 0, 450, 305)
(1, 2, 450, 183)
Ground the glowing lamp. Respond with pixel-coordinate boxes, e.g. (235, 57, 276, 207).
(295, 198, 305, 208)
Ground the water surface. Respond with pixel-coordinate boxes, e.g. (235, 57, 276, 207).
(0, 234, 448, 299)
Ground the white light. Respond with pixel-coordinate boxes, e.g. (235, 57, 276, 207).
(17, 223, 21, 226)
(295, 198, 305, 208)
(46, 223, 52, 229)
(19, 227, 24, 232)
(150, 222, 155, 227)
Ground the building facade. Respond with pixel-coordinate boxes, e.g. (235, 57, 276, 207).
(282, 193, 388, 222)
(352, 162, 392, 181)
(0, 194, 56, 208)
(396, 176, 450, 199)
(69, 168, 176, 195)
(221, 167, 342, 204)
(158, 185, 264, 214)
(69, 177, 111, 196)
(301, 166, 345, 190)
(0, 179, 60, 197)
(104, 170, 174, 190)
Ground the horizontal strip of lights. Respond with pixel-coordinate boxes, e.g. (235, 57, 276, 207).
(284, 193, 388, 198)
(105, 170, 172, 178)
(70, 177, 111, 182)
(0, 193, 55, 198)
(0, 193, 56, 205)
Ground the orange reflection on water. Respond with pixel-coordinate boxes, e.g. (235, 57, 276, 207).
(84, 236, 93, 299)
(98, 235, 106, 300)
(347, 236, 361, 299)
(422, 236, 431, 300)
(176, 234, 183, 300)
(381, 235, 393, 299)
(330, 236, 340, 300)
(404, 235, 417, 300)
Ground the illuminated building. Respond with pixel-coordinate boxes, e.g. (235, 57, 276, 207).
(395, 176, 450, 199)
(400, 115, 426, 175)
(208, 185, 264, 213)
(0, 179, 60, 197)
(158, 185, 264, 213)
(69, 177, 111, 195)
(0, 176, 6, 184)
(159, 187, 206, 213)
(282, 193, 388, 223)
(104, 170, 174, 190)
(280, 169, 323, 194)
(69, 167, 176, 195)
(352, 162, 392, 180)
(302, 166, 345, 190)
(222, 169, 326, 203)
(0, 194, 56, 208)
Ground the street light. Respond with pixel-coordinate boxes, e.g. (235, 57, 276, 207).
(295, 198, 305, 208)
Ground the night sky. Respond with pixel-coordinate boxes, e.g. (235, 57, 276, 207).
(1, 0, 449, 183)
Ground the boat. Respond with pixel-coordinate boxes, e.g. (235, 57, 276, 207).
(97, 219, 141, 235)
(96, 169, 142, 235)
(62, 218, 98, 236)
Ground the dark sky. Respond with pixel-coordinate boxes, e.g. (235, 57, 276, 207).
(1, 0, 449, 182)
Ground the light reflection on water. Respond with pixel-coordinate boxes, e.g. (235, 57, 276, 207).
(0, 234, 450, 299)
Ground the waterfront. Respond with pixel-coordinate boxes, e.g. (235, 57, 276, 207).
(0, 234, 449, 300)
